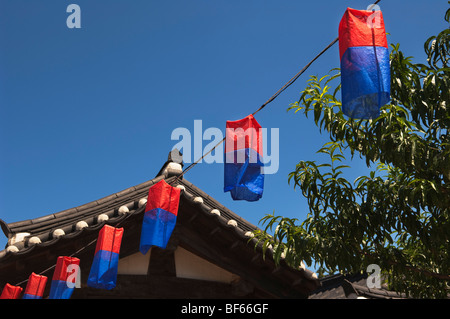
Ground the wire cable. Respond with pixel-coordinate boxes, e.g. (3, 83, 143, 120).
(173, 0, 382, 183)
(11, 0, 383, 290)
(170, 37, 337, 185)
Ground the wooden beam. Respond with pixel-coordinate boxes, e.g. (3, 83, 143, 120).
(75, 275, 263, 299)
(175, 224, 306, 298)
(188, 211, 199, 223)
(271, 266, 283, 276)
(209, 226, 222, 237)
(147, 247, 176, 277)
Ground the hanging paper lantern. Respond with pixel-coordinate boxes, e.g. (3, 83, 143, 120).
(224, 114, 264, 201)
(22, 272, 47, 299)
(139, 179, 180, 254)
(49, 256, 80, 299)
(0, 283, 23, 299)
(339, 7, 390, 119)
(87, 225, 123, 290)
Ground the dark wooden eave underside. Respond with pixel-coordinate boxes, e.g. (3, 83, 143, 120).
(0, 170, 320, 298)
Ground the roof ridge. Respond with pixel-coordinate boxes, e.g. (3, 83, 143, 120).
(2, 175, 167, 236)
(1, 151, 185, 238)
(0, 175, 262, 255)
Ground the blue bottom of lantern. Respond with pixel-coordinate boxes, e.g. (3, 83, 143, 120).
(49, 280, 75, 299)
(22, 293, 42, 299)
(87, 250, 120, 290)
(224, 148, 264, 201)
(139, 208, 177, 254)
(341, 46, 390, 119)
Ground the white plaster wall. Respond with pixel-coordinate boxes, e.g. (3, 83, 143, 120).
(117, 249, 151, 275)
(174, 247, 239, 283)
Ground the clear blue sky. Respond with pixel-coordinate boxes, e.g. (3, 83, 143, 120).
(0, 0, 448, 271)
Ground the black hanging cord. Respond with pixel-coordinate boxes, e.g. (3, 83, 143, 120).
(173, 0, 382, 183)
(12, 0, 383, 288)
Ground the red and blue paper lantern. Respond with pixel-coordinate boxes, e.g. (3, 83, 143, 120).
(22, 272, 47, 299)
(224, 114, 264, 201)
(0, 283, 23, 299)
(139, 179, 180, 254)
(87, 225, 123, 290)
(49, 256, 80, 299)
(339, 7, 390, 119)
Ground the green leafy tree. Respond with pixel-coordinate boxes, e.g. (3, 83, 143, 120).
(255, 6, 450, 298)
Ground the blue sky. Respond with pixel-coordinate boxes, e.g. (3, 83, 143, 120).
(0, 0, 448, 271)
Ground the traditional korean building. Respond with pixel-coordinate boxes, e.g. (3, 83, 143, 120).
(0, 151, 320, 299)
(309, 273, 407, 299)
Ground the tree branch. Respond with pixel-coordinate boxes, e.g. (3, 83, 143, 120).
(363, 251, 450, 281)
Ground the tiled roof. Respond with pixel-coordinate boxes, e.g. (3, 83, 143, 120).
(309, 273, 407, 299)
(0, 177, 256, 256)
(346, 280, 407, 299)
(0, 154, 319, 289)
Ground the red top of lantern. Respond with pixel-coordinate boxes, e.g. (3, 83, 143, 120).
(338, 7, 388, 59)
(94, 225, 123, 255)
(225, 114, 263, 155)
(145, 179, 181, 216)
(0, 283, 23, 299)
(52, 256, 80, 282)
(24, 272, 47, 297)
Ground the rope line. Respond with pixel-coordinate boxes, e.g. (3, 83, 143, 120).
(171, 37, 340, 184)
(173, 0, 382, 183)
(10, 0, 382, 290)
